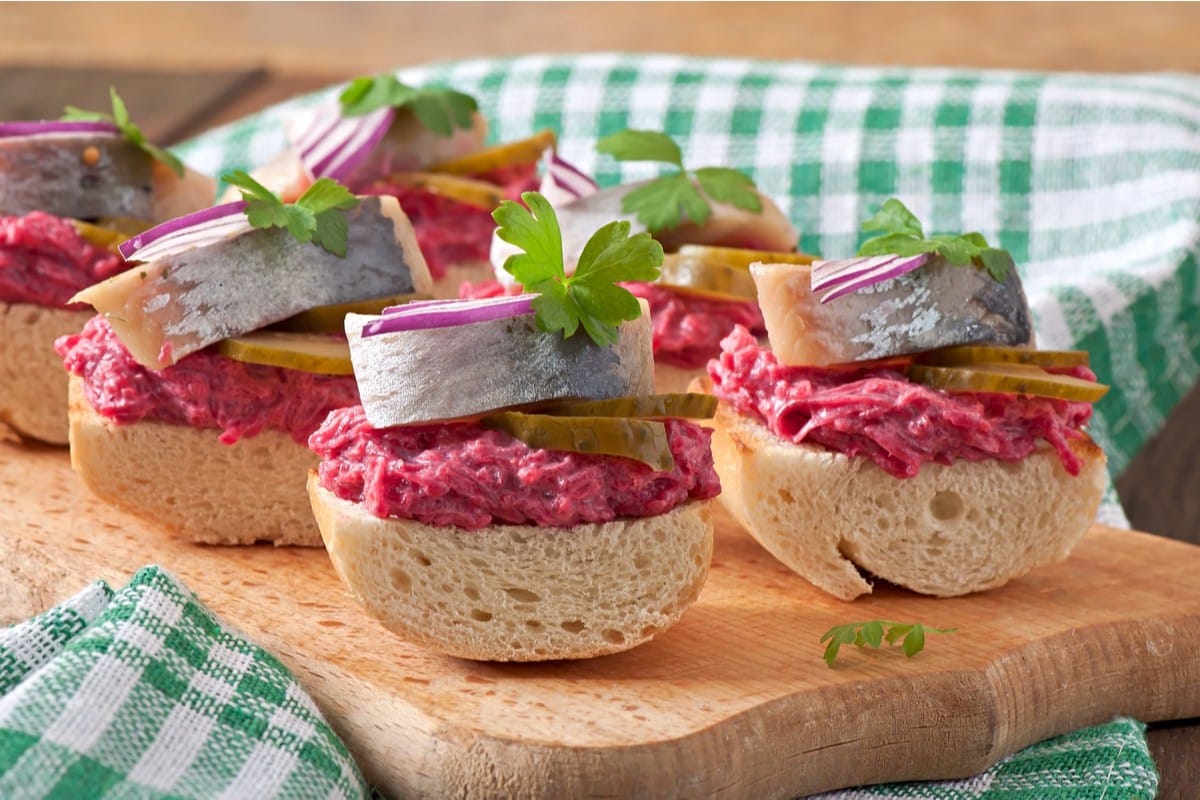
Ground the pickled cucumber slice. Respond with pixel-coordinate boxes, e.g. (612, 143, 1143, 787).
(71, 217, 151, 251)
(482, 411, 674, 471)
(537, 393, 717, 420)
(273, 293, 432, 333)
(675, 244, 816, 271)
(907, 363, 1108, 402)
(431, 129, 557, 176)
(660, 246, 816, 301)
(917, 345, 1090, 368)
(216, 332, 354, 375)
(382, 172, 507, 210)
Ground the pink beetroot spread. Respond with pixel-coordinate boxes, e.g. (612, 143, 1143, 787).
(57, 316, 359, 445)
(310, 405, 721, 530)
(709, 326, 1097, 479)
(625, 283, 764, 369)
(360, 162, 539, 281)
(458, 280, 764, 370)
(0, 212, 124, 307)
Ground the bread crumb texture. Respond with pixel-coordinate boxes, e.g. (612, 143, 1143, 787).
(710, 402, 1106, 600)
(310, 476, 714, 661)
(0, 302, 90, 444)
(68, 376, 324, 546)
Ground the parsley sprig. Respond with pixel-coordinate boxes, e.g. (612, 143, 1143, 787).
(339, 75, 478, 137)
(821, 620, 956, 667)
(857, 198, 1013, 282)
(62, 87, 184, 177)
(595, 129, 762, 232)
(493, 191, 663, 347)
(223, 171, 360, 257)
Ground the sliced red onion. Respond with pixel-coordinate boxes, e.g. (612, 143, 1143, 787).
(362, 294, 535, 337)
(287, 100, 395, 182)
(0, 120, 120, 139)
(539, 151, 599, 205)
(118, 201, 252, 262)
(811, 253, 930, 303)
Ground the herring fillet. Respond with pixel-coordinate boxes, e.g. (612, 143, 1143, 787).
(346, 304, 654, 427)
(73, 196, 431, 369)
(0, 133, 155, 220)
(753, 257, 1035, 366)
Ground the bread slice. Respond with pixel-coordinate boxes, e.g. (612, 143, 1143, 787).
(708, 401, 1107, 600)
(309, 475, 714, 661)
(0, 302, 92, 445)
(67, 376, 323, 546)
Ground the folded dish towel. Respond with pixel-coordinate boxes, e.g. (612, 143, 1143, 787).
(0, 568, 1158, 799)
(178, 53, 1200, 527)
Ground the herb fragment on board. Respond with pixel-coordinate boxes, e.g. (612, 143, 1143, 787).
(820, 620, 956, 667)
(492, 190, 663, 347)
(223, 170, 360, 257)
(62, 87, 184, 177)
(595, 129, 762, 231)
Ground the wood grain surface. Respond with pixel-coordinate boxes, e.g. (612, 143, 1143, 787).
(2, 441, 1198, 797)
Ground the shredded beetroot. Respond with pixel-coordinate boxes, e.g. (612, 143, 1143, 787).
(459, 279, 765, 369)
(57, 316, 359, 445)
(624, 282, 764, 369)
(708, 326, 1096, 478)
(0, 212, 124, 307)
(310, 405, 720, 530)
(359, 161, 539, 281)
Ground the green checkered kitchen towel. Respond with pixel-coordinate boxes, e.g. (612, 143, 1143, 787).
(177, 53, 1200, 533)
(0, 567, 367, 799)
(0, 569, 1158, 799)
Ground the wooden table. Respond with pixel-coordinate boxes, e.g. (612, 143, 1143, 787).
(3, 2, 1199, 796)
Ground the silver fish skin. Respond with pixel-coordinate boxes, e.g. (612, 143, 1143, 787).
(73, 196, 431, 369)
(753, 256, 1034, 366)
(346, 304, 654, 428)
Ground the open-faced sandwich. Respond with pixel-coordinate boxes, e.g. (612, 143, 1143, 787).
(471, 130, 809, 392)
(701, 199, 1109, 600)
(239, 74, 555, 296)
(307, 191, 721, 661)
(58, 172, 430, 546)
(0, 90, 214, 443)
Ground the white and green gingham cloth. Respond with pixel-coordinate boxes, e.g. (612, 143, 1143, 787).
(9, 53, 1194, 797)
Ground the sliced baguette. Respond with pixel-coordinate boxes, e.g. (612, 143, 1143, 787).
(309, 475, 714, 661)
(708, 399, 1106, 600)
(0, 302, 92, 445)
(67, 376, 323, 546)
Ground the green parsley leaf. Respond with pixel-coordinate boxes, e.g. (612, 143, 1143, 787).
(819, 620, 956, 667)
(338, 74, 478, 137)
(222, 170, 360, 257)
(63, 87, 184, 177)
(492, 190, 664, 347)
(596, 129, 683, 167)
(856, 198, 1013, 282)
(595, 129, 763, 232)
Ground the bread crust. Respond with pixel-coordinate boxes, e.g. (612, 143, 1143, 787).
(67, 376, 323, 546)
(708, 400, 1107, 600)
(309, 474, 714, 661)
(0, 302, 92, 445)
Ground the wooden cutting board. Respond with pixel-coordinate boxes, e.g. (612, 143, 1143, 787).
(3, 440, 1199, 798)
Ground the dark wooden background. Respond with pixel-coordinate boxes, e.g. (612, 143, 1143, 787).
(3, 2, 1198, 795)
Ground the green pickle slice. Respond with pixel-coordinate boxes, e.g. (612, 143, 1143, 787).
(379, 172, 507, 210)
(917, 345, 1090, 368)
(907, 362, 1109, 402)
(536, 393, 717, 420)
(482, 412, 675, 472)
(71, 217, 152, 251)
(272, 293, 432, 333)
(660, 245, 815, 301)
(431, 129, 557, 176)
(216, 332, 354, 375)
